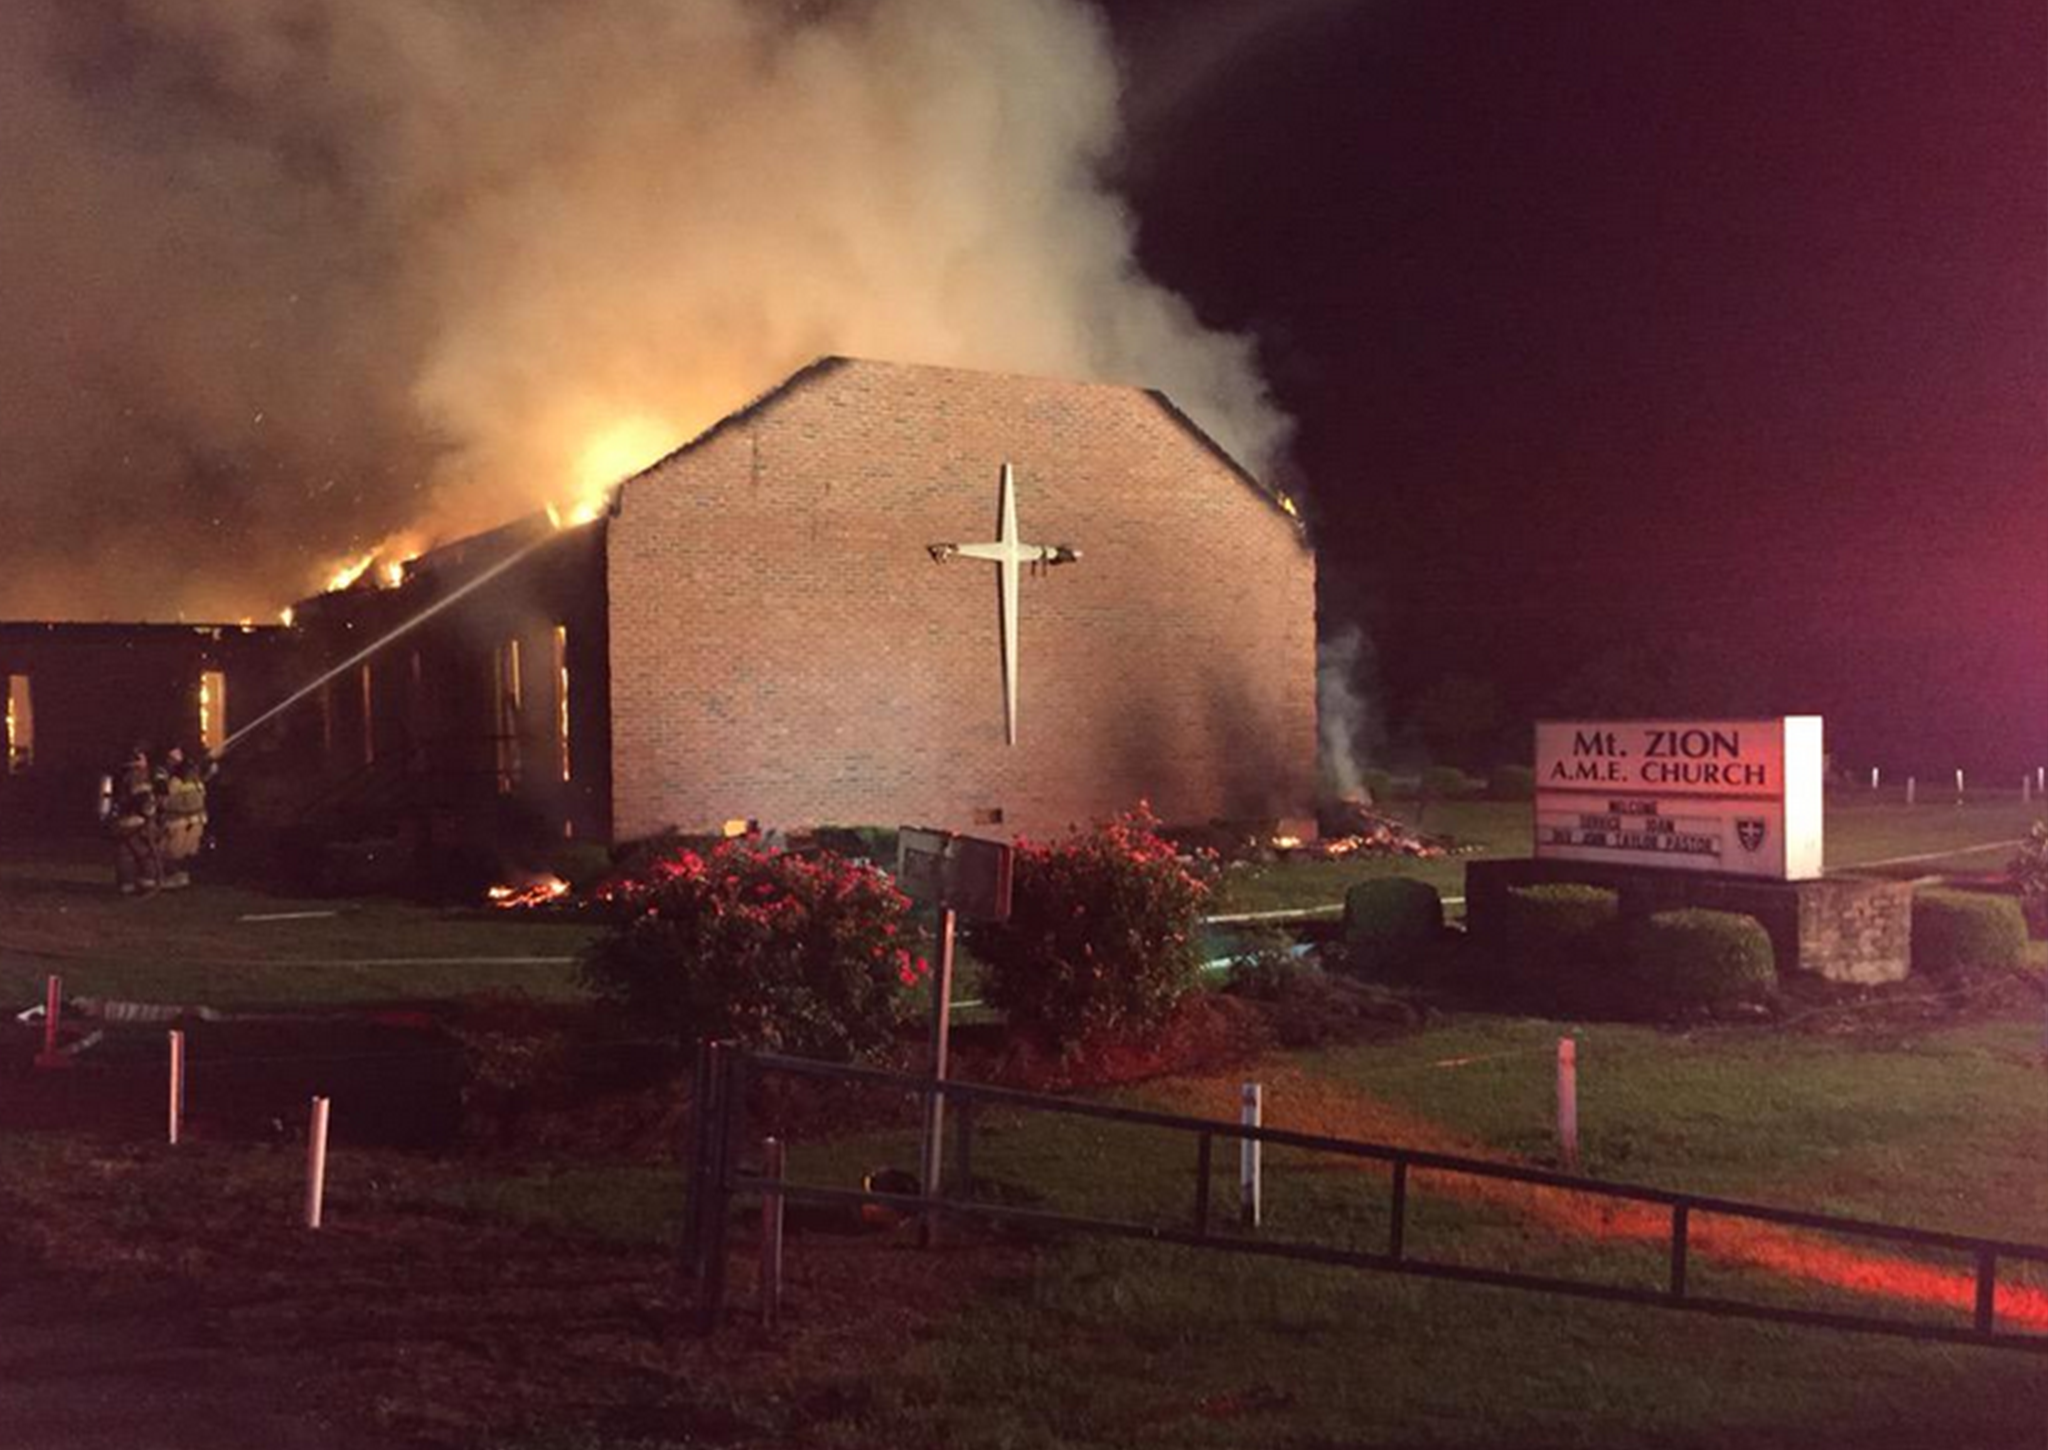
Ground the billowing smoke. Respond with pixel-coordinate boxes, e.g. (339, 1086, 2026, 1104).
(0, 0, 1288, 621)
(1317, 624, 1382, 802)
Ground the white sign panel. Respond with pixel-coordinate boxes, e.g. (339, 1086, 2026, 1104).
(1534, 717, 1824, 880)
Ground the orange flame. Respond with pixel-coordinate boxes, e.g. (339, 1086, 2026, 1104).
(486, 876, 571, 909)
(315, 534, 423, 596)
(323, 551, 376, 593)
(552, 417, 678, 527)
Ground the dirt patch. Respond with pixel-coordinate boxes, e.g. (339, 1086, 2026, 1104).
(964, 992, 1273, 1095)
(0, 1131, 1023, 1449)
(1769, 966, 2045, 1040)
(2, 1012, 466, 1148)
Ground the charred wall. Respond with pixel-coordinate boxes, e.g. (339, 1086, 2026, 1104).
(282, 519, 612, 854)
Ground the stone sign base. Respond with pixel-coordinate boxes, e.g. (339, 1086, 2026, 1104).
(1464, 859, 1912, 985)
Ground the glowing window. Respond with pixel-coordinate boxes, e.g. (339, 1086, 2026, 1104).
(199, 671, 227, 755)
(5, 675, 31, 772)
(553, 625, 571, 783)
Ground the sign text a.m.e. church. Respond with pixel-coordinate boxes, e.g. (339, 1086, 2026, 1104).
(1534, 718, 1824, 881)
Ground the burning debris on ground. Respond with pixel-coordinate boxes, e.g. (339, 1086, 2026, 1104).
(1291, 795, 1460, 859)
(1273, 823, 1446, 861)
(1280, 828, 1442, 861)
(485, 876, 571, 910)
(1163, 806, 1456, 867)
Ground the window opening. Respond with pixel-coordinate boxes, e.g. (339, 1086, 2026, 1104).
(494, 638, 524, 790)
(553, 625, 572, 784)
(198, 671, 226, 755)
(4, 676, 31, 772)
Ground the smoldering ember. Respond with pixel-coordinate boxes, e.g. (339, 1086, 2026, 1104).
(1, 3, 2044, 1449)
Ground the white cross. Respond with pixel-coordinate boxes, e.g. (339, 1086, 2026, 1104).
(928, 462, 1080, 745)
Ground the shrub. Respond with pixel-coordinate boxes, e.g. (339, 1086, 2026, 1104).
(1420, 765, 1480, 799)
(578, 842, 926, 1061)
(1229, 961, 1421, 1047)
(1501, 884, 1619, 954)
(1224, 931, 1312, 1001)
(1488, 764, 1536, 801)
(1620, 909, 1776, 1015)
(1359, 768, 1396, 801)
(2011, 823, 2048, 937)
(976, 805, 1211, 1048)
(1342, 878, 1444, 978)
(1497, 884, 1621, 1008)
(1912, 889, 2030, 976)
(813, 825, 899, 866)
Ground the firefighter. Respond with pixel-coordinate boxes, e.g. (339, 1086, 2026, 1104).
(111, 745, 161, 896)
(153, 744, 185, 797)
(159, 752, 208, 887)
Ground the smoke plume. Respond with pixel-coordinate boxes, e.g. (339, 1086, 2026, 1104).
(1317, 624, 1382, 802)
(0, 0, 1288, 620)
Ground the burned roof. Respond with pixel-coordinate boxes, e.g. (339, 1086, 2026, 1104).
(0, 620, 283, 640)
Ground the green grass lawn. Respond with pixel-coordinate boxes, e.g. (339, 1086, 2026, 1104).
(5, 798, 2033, 1009)
(1288, 1015, 2048, 1229)
(432, 1006, 2048, 1449)
(0, 850, 599, 1006)
(5, 812, 2047, 1447)
(1820, 796, 2040, 871)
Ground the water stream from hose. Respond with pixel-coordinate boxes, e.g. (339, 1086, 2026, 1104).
(214, 531, 557, 758)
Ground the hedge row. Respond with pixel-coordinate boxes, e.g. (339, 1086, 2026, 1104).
(1342, 878, 1443, 979)
(1340, 880, 1776, 1019)
(1492, 886, 1776, 1018)
(1911, 890, 2029, 976)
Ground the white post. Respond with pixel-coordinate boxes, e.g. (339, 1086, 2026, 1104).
(1906, 776, 1917, 806)
(1870, 766, 1880, 791)
(33, 973, 65, 1069)
(759, 1137, 785, 1329)
(167, 1029, 185, 1145)
(1557, 1038, 1579, 1171)
(1956, 768, 1966, 801)
(1239, 1082, 1262, 1229)
(304, 1096, 331, 1229)
(920, 907, 956, 1248)
(2037, 766, 2044, 795)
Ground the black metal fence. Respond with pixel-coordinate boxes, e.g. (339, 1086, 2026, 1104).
(682, 1043, 2048, 1353)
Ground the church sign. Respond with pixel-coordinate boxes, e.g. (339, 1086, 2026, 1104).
(896, 826, 1015, 922)
(1534, 717, 1824, 880)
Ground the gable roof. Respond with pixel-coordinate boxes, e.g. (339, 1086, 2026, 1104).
(615, 356, 1305, 532)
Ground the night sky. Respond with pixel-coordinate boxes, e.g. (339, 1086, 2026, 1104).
(1106, 0, 2045, 777)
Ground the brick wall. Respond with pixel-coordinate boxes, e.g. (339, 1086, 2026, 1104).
(606, 357, 1317, 842)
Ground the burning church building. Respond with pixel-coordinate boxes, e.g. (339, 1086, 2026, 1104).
(6, 358, 1317, 859)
